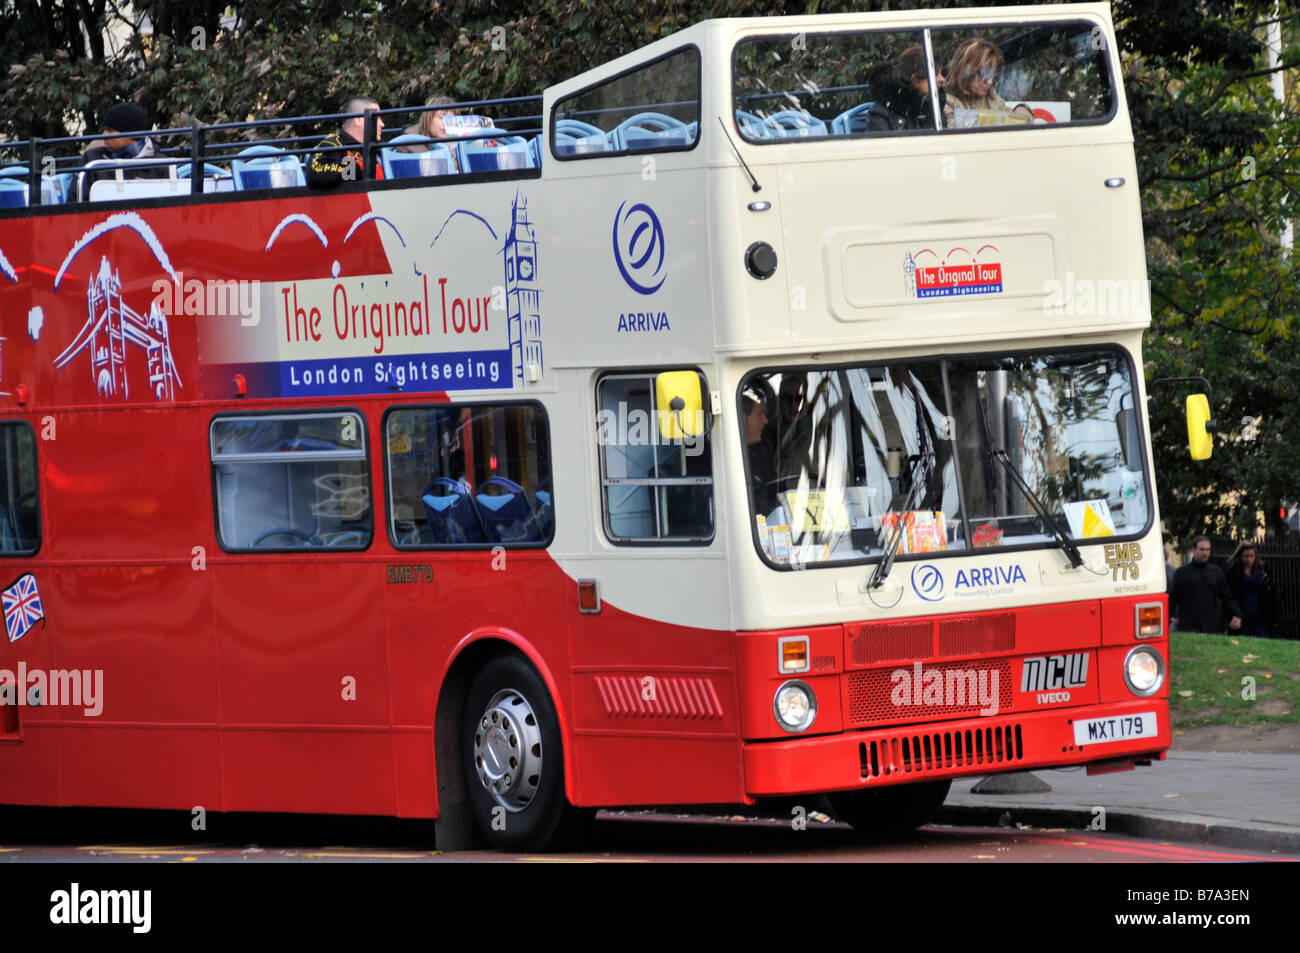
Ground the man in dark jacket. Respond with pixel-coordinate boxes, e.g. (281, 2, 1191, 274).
(306, 96, 385, 189)
(1170, 535, 1242, 633)
(77, 102, 163, 201)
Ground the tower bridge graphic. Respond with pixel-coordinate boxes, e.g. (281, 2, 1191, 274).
(54, 256, 181, 402)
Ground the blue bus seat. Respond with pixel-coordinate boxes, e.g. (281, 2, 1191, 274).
(178, 162, 235, 193)
(764, 109, 829, 138)
(231, 145, 306, 190)
(475, 476, 541, 543)
(456, 131, 533, 172)
(0, 166, 28, 207)
(422, 477, 488, 543)
(610, 112, 691, 151)
(831, 102, 880, 135)
(734, 110, 772, 138)
(381, 136, 455, 178)
(553, 119, 608, 156)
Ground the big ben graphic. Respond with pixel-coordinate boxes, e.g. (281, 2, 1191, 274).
(504, 193, 542, 385)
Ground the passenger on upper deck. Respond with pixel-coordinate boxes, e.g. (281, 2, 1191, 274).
(398, 94, 461, 170)
(866, 45, 946, 131)
(76, 102, 164, 201)
(942, 39, 1033, 128)
(306, 95, 386, 189)
(400, 95, 455, 149)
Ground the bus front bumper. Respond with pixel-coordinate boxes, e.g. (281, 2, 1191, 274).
(743, 699, 1169, 797)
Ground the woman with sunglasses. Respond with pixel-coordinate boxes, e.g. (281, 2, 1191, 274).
(942, 39, 1032, 128)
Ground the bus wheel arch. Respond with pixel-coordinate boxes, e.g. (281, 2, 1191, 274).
(434, 637, 589, 852)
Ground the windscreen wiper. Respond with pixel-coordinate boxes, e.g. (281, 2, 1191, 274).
(989, 449, 1084, 568)
(868, 449, 934, 589)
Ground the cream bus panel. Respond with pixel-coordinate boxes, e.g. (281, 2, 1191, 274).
(541, 163, 713, 370)
(834, 228, 1058, 310)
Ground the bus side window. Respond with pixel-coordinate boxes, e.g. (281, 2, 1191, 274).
(386, 403, 553, 549)
(210, 412, 372, 551)
(0, 422, 39, 555)
(551, 46, 700, 158)
(597, 372, 714, 545)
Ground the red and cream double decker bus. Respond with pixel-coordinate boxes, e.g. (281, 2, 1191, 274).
(0, 4, 1198, 850)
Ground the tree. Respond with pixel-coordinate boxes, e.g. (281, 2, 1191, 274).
(1118, 0, 1300, 544)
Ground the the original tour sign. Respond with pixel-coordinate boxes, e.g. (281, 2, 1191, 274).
(197, 193, 541, 399)
(904, 244, 1005, 298)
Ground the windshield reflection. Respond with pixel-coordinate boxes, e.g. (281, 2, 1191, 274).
(742, 349, 1147, 568)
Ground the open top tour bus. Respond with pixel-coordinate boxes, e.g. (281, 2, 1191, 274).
(0, 4, 1193, 849)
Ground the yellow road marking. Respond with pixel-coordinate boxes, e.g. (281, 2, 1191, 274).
(305, 850, 436, 859)
(78, 846, 216, 856)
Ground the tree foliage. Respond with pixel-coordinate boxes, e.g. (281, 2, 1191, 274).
(1, 0, 1296, 544)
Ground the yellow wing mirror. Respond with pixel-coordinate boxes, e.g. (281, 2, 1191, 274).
(1153, 376, 1218, 462)
(656, 370, 707, 440)
(1185, 393, 1216, 461)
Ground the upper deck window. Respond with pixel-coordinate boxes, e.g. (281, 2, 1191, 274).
(551, 46, 700, 159)
(732, 20, 1113, 141)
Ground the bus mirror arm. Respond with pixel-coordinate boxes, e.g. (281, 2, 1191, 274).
(1149, 375, 1219, 430)
(716, 116, 762, 192)
(1150, 377, 1218, 459)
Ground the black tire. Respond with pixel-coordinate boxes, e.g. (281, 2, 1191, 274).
(828, 780, 951, 834)
(460, 653, 591, 851)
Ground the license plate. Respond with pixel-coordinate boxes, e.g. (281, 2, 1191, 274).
(1073, 711, 1157, 746)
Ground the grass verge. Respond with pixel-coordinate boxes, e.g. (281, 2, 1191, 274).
(1168, 631, 1299, 727)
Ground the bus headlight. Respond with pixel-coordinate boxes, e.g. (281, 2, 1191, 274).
(774, 680, 816, 733)
(1123, 646, 1165, 697)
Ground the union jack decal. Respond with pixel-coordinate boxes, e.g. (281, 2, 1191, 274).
(2, 573, 44, 643)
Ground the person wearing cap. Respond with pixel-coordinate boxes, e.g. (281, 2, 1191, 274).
(306, 95, 386, 189)
(76, 102, 162, 201)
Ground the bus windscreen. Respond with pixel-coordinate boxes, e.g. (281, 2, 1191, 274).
(741, 349, 1149, 569)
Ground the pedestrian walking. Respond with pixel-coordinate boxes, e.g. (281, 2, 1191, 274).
(1225, 542, 1276, 637)
(1169, 535, 1241, 633)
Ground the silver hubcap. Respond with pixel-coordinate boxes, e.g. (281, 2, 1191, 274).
(473, 688, 543, 812)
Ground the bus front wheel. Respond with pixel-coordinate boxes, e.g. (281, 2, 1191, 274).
(828, 779, 951, 834)
(460, 653, 591, 851)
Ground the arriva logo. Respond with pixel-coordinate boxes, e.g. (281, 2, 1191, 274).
(911, 564, 944, 602)
(954, 564, 1027, 589)
(612, 201, 666, 295)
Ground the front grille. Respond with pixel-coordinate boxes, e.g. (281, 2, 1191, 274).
(846, 610, 1018, 667)
(938, 612, 1015, 656)
(812, 655, 836, 673)
(859, 723, 1025, 778)
(848, 620, 932, 665)
(846, 659, 1014, 726)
